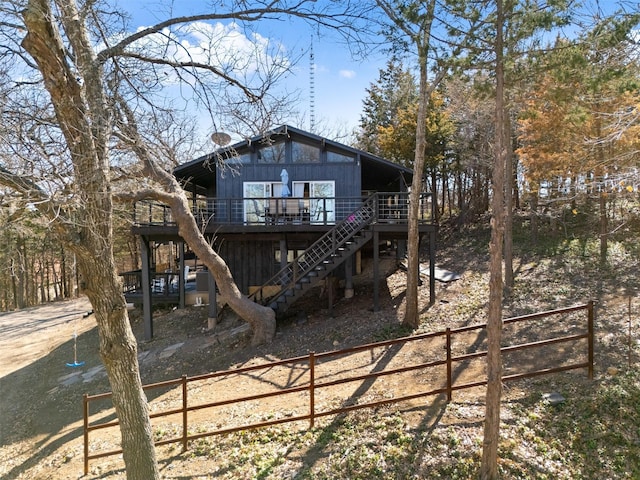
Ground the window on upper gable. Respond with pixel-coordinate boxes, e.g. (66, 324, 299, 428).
(292, 141, 320, 163)
(258, 142, 286, 163)
(227, 152, 252, 164)
(326, 150, 355, 163)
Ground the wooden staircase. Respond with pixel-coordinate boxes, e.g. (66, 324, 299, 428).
(250, 195, 377, 315)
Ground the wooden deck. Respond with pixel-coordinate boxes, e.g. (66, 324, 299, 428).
(131, 192, 434, 238)
(124, 192, 438, 339)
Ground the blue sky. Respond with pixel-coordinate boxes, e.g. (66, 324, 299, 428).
(118, 0, 637, 141)
(122, 1, 388, 137)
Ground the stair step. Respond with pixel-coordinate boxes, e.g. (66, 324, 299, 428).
(255, 199, 376, 311)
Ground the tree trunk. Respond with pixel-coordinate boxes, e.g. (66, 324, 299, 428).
(404, 0, 436, 329)
(176, 208, 276, 345)
(78, 254, 159, 479)
(144, 170, 277, 345)
(61, 246, 69, 298)
(16, 237, 25, 309)
(600, 191, 608, 263)
(504, 108, 514, 293)
(11, 257, 18, 310)
(432, 168, 440, 223)
(481, 1, 506, 478)
(530, 194, 539, 244)
(22, 1, 160, 477)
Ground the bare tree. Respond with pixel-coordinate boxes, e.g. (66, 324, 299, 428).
(0, 1, 370, 478)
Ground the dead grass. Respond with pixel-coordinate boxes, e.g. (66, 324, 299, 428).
(1, 219, 639, 479)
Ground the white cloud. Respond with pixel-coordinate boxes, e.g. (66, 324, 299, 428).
(339, 69, 356, 79)
(130, 21, 290, 82)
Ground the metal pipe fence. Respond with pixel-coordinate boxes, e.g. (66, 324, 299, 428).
(83, 302, 594, 475)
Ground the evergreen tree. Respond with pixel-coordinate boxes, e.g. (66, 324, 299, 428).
(355, 57, 418, 155)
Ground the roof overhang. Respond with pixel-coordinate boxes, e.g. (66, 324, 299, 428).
(173, 125, 414, 194)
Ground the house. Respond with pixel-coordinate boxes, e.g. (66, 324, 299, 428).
(122, 125, 438, 339)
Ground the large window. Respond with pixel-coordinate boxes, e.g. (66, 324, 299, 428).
(326, 150, 355, 163)
(258, 142, 286, 163)
(292, 141, 320, 163)
(243, 180, 335, 224)
(227, 152, 252, 164)
(243, 182, 269, 223)
(309, 180, 336, 223)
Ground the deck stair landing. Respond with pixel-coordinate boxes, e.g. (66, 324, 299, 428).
(250, 195, 377, 315)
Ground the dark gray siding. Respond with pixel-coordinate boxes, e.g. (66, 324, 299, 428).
(217, 239, 277, 293)
(216, 163, 361, 198)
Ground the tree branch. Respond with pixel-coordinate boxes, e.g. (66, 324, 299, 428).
(96, 1, 363, 64)
(115, 51, 262, 102)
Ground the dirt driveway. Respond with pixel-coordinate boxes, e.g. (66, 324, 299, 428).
(0, 297, 94, 378)
(0, 298, 99, 478)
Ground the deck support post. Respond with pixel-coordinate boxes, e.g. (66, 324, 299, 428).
(327, 275, 334, 317)
(141, 236, 153, 340)
(178, 241, 185, 309)
(279, 239, 288, 271)
(344, 254, 354, 299)
(396, 239, 407, 260)
(373, 230, 380, 312)
(208, 271, 217, 330)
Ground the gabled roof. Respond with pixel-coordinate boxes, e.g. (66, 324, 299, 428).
(174, 125, 413, 193)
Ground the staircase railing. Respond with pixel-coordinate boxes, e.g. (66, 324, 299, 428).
(250, 194, 378, 306)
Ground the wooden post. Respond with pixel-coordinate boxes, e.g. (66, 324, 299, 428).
(182, 375, 188, 452)
(328, 276, 334, 317)
(280, 239, 288, 271)
(178, 241, 185, 309)
(208, 272, 217, 330)
(141, 236, 153, 341)
(83, 394, 89, 475)
(344, 255, 354, 299)
(309, 351, 315, 428)
(588, 300, 595, 379)
(373, 230, 380, 312)
(446, 328, 452, 402)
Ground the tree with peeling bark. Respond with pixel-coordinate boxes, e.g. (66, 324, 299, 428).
(0, 1, 370, 478)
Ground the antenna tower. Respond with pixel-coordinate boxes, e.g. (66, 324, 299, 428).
(309, 37, 316, 133)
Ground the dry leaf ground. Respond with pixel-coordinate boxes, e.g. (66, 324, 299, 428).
(1, 219, 639, 479)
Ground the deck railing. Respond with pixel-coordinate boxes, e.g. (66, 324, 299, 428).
(132, 192, 433, 227)
(120, 270, 180, 297)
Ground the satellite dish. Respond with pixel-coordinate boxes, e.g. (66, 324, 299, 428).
(211, 131, 231, 146)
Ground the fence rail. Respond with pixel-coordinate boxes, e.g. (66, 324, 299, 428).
(83, 302, 594, 475)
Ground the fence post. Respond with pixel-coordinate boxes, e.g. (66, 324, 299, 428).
(309, 352, 315, 428)
(588, 301, 595, 379)
(83, 394, 89, 475)
(446, 329, 453, 402)
(182, 375, 188, 452)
